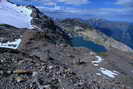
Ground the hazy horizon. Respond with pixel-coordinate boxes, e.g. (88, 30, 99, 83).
(9, 0, 133, 22)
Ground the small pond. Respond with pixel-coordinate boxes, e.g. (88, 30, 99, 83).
(71, 36, 107, 52)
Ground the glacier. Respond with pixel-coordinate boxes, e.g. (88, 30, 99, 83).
(0, 0, 33, 28)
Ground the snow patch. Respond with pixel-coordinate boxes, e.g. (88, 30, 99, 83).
(93, 56, 104, 63)
(0, 39, 22, 49)
(98, 67, 119, 78)
(96, 73, 102, 76)
(0, 0, 33, 28)
(92, 56, 104, 66)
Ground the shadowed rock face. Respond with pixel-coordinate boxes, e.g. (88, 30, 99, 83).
(29, 5, 55, 30)
(29, 5, 71, 44)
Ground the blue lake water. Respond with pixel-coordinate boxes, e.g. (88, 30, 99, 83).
(71, 37, 107, 52)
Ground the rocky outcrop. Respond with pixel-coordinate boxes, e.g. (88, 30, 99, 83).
(28, 5, 55, 30)
(0, 25, 24, 42)
(28, 5, 70, 44)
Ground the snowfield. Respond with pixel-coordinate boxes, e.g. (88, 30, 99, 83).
(0, 0, 33, 28)
(98, 67, 119, 78)
(0, 39, 22, 49)
(91, 56, 120, 78)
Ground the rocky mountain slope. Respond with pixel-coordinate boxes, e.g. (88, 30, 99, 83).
(1, 29, 133, 89)
(85, 18, 133, 49)
(0, 1, 133, 89)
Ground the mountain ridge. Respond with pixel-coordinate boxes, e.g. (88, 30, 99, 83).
(84, 18, 133, 49)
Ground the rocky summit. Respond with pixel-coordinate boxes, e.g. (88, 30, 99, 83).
(0, 1, 133, 89)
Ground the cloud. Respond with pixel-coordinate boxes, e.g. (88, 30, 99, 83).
(38, 5, 133, 22)
(44, 2, 56, 6)
(14, 0, 90, 5)
(21, 0, 57, 6)
(38, 5, 133, 17)
(116, 0, 133, 7)
(9, 0, 133, 22)
(57, 0, 90, 5)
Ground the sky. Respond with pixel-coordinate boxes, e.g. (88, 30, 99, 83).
(10, 0, 133, 22)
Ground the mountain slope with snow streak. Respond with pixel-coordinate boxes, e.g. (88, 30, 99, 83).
(0, 0, 33, 28)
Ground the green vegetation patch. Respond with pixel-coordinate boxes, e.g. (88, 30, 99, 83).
(97, 52, 108, 57)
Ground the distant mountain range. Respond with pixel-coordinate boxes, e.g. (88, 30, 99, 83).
(57, 18, 133, 53)
(84, 18, 133, 49)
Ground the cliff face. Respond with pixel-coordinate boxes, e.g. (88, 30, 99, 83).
(0, 1, 133, 89)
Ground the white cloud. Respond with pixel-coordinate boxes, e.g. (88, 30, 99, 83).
(116, 0, 133, 7)
(57, 0, 90, 5)
(14, 0, 90, 5)
(44, 2, 56, 6)
(9, 0, 133, 22)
